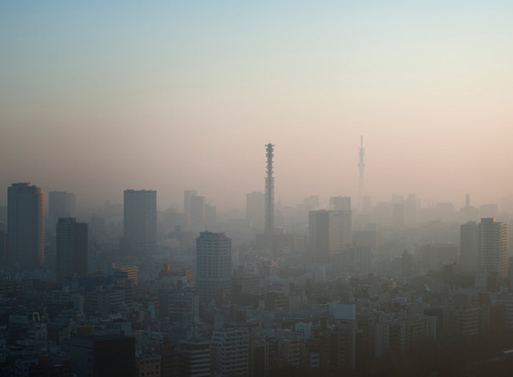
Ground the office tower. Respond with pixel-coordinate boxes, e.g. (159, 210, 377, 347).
(48, 191, 76, 232)
(265, 143, 275, 234)
(308, 210, 330, 263)
(0, 206, 6, 225)
(329, 210, 352, 253)
(358, 136, 365, 209)
(7, 183, 45, 270)
(184, 189, 197, 215)
(478, 218, 508, 278)
(196, 232, 232, 304)
(246, 192, 265, 226)
(211, 327, 249, 376)
(179, 338, 211, 377)
(0, 224, 6, 266)
(460, 194, 479, 223)
(123, 189, 157, 255)
(460, 221, 479, 272)
(56, 218, 88, 281)
(70, 334, 136, 377)
(330, 196, 351, 211)
(190, 195, 206, 231)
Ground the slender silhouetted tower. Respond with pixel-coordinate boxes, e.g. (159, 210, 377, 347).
(358, 136, 365, 208)
(265, 143, 275, 234)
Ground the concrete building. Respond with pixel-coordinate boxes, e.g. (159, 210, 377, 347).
(123, 189, 157, 255)
(196, 232, 232, 304)
(478, 218, 508, 278)
(70, 334, 136, 377)
(211, 327, 249, 376)
(308, 210, 330, 263)
(460, 221, 479, 272)
(190, 195, 206, 231)
(179, 338, 211, 377)
(56, 218, 88, 281)
(184, 189, 198, 215)
(7, 182, 45, 270)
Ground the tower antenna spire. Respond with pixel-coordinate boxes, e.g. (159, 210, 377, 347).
(265, 143, 275, 234)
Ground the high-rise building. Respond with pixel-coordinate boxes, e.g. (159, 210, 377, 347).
(190, 195, 206, 231)
(184, 189, 198, 215)
(48, 191, 76, 232)
(211, 327, 249, 376)
(70, 334, 136, 377)
(329, 210, 352, 253)
(123, 190, 157, 255)
(56, 218, 88, 281)
(478, 218, 508, 278)
(196, 232, 232, 304)
(0, 224, 6, 266)
(358, 136, 365, 210)
(309, 209, 352, 262)
(330, 196, 351, 211)
(308, 210, 330, 263)
(7, 183, 45, 270)
(460, 221, 479, 272)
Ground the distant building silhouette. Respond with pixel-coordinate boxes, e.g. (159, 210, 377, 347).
(48, 191, 76, 233)
(196, 232, 232, 304)
(123, 189, 156, 255)
(7, 182, 45, 270)
(56, 218, 88, 281)
(460, 221, 479, 272)
(184, 189, 197, 215)
(190, 195, 206, 231)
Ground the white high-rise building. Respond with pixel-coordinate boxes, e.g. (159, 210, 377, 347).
(478, 218, 508, 278)
(123, 190, 156, 255)
(211, 327, 249, 376)
(7, 183, 45, 270)
(196, 232, 232, 304)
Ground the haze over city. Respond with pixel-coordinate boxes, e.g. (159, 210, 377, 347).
(2, 1, 513, 210)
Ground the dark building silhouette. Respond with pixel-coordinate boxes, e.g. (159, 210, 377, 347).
(56, 218, 88, 281)
(69, 334, 136, 377)
(265, 143, 275, 234)
(123, 189, 157, 255)
(7, 182, 45, 270)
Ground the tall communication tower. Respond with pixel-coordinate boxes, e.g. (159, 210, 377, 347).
(358, 136, 365, 207)
(265, 143, 275, 234)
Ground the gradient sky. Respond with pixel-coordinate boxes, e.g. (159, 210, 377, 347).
(1, 1, 512, 211)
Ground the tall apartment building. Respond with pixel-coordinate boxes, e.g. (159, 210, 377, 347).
(211, 327, 249, 376)
(196, 232, 232, 304)
(478, 218, 508, 278)
(460, 221, 479, 272)
(308, 209, 352, 263)
(123, 190, 157, 255)
(7, 183, 45, 270)
(56, 218, 88, 281)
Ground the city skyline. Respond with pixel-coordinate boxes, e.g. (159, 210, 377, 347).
(1, 2, 513, 210)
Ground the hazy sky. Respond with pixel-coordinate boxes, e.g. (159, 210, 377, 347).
(1, 1, 512, 211)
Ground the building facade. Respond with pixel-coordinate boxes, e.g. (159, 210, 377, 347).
(196, 232, 232, 304)
(123, 190, 157, 256)
(7, 183, 45, 270)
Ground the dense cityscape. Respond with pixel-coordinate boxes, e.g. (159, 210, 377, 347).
(0, 141, 513, 376)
